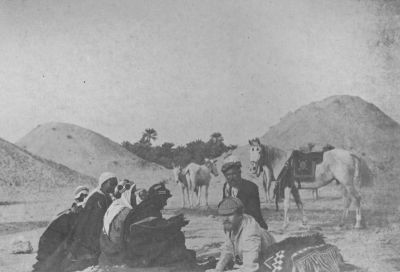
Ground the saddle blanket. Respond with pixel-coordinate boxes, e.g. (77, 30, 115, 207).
(292, 151, 324, 181)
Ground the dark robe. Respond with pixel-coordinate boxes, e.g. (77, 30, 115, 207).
(59, 191, 112, 272)
(123, 199, 196, 268)
(32, 203, 82, 272)
(222, 179, 268, 230)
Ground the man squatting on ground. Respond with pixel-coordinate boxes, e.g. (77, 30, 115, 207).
(207, 197, 275, 272)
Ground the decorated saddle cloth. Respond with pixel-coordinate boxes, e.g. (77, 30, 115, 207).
(291, 151, 324, 181)
(260, 234, 343, 272)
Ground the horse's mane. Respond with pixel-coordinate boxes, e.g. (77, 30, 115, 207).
(260, 143, 287, 168)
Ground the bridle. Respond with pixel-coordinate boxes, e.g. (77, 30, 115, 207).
(250, 144, 264, 177)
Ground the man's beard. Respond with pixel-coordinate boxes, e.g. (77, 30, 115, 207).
(223, 223, 232, 232)
(229, 179, 240, 187)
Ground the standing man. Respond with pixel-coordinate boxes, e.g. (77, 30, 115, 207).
(207, 197, 275, 272)
(221, 156, 268, 230)
(60, 172, 118, 272)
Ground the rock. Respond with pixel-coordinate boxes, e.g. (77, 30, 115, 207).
(10, 237, 33, 254)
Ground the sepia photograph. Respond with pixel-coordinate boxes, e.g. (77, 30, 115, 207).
(0, 0, 400, 271)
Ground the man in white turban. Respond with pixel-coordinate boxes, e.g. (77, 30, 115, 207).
(99, 183, 139, 265)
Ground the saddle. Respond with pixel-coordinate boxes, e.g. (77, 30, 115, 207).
(291, 150, 325, 181)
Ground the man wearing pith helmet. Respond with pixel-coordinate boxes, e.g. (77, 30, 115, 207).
(221, 155, 269, 230)
(206, 197, 275, 272)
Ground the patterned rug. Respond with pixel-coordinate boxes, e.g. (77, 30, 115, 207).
(261, 234, 344, 272)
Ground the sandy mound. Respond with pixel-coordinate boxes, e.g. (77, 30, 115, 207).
(16, 122, 170, 185)
(0, 137, 95, 189)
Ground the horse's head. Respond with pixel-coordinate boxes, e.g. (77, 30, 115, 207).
(171, 163, 183, 184)
(205, 158, 219, 177)
(249, 138, 263, 176)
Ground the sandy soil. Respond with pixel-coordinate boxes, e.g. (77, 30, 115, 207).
(1, 174, 399, 272)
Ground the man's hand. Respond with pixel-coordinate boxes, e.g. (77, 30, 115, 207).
(168, 213, 189, 228)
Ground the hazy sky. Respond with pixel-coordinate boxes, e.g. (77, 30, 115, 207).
(0, 0, 398, 146)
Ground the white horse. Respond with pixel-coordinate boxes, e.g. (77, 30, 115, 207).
(184, 159, 219, 207)
(172, 164, 190, 208)
(250, 138, 372, 229)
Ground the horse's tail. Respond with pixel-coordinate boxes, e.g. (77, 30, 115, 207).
(194, 185, 199, 195)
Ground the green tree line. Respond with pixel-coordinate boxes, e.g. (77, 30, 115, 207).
(122, 130, 237, 168)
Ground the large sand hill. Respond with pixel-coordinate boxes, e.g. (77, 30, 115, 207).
(261, 95, 400, 170)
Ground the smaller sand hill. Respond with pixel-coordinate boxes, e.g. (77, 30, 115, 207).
(0, 137, 95, 188)
(17, 122, 170, 186)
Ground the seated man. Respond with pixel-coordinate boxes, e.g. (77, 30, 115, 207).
(124, 182, 196, 268)
(222, 156, 269, 229)
(99, 183, 145, 265)
(32, 185, 89, 272)
(208, 197, 275, 272)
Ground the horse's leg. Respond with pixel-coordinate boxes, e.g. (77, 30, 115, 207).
(291, 185, 306, 225)
(205, 184, 209, 207)
(186, 174, 194, 208)
(186, 187, 191, 208)
(262, 170, 269, 203)
(264, 166, 274, 203)
(274, 181, 281, 211)
(339, 185, 351, 227)
(197, 186, 202, 207)
(346, 184, 362, 229)
(312, 189, 319, 201)
(283, 186, 291, 229)
(181, 185, 185, 208)
(189, 189, 194, 208)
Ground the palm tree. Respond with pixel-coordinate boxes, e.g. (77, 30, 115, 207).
(140, 128, 158, 145)
(210, 132, 224, 143)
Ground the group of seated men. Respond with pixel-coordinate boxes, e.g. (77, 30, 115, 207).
(33, 171, 195, 272)
(32, 156, 343, 272)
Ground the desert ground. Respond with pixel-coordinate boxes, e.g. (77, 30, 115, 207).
(1, 168, 399, 272)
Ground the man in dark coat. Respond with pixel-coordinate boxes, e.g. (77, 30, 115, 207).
(221, 156, 268, 230)
(32, 186, 89, 272)
(57, 172, 118, 272)
(123, 182, 196, 268)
